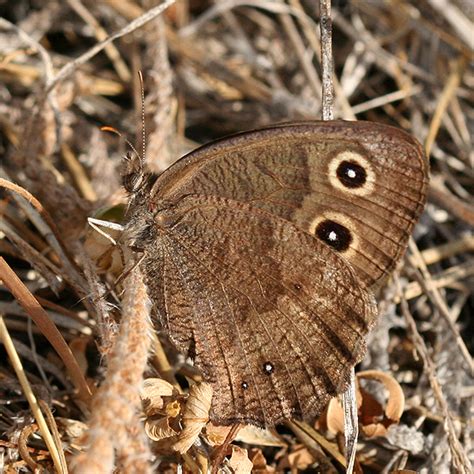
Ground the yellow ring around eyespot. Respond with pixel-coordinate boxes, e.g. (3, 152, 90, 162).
(328, 151, 375, 196)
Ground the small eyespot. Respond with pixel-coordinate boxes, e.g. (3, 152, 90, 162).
(263, 362, 274, 374)
(336, 160, 367, 188)
(294, 283, 302, 291)
(315, 219, 352, 252)
(241, 381, 249, 390)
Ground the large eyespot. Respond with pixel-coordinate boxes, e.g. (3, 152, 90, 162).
(315, 220, 352, 251)
(336, 160, 367, 188)
(328, 151, 375, 195)
(309, 212, 359, 256)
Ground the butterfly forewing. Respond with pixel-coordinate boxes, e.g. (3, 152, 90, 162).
(153, 121, 428, 288)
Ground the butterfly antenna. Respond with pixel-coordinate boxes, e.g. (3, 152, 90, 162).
(138, 70, 147, 166)
(101, 126, 141, 164)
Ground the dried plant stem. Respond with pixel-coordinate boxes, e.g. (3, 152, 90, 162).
(0, 177, 88, 297)
(46, 0, 176, 94)
(0, 257, 91, 401)
(288, 420, 346, 467)
(0, 316, 65, 473)
(279, 13, 321, 102)
(429, 178, 474, 227)
(150, 332, 182, 391)
(408, 234, 474, 267)
(319, 0, 334, 120)
(66, 0, 131, 82)
(70, 269, 152, 474)
(61, 144, 98, 201)
(38, 400, 68, 472)
(425, 58, 464, 157)
(400, 260, 474, 302)
(408, 239, 473, 373)
(342, 368, 358, 473)
(320, 0, 357, 470)
(397, 278, 473, 474)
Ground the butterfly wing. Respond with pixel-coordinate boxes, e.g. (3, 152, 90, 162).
(153, 120, 429, 289)
(137, 120, 428, 426)
(143, 195, 377, 426)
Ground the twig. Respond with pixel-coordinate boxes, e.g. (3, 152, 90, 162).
(320, 0, 334, 120)
(396, 277, 473, 474)
(0, 257, 92, 401)
(0, 316, 66, 473)
(67, 0, 131, 82)
(408, 239, 473, 374)
(46, 0, 176, 94)
(342, 368, 358, 474)
(320, 1, 358, 471)
(425, 58, 464, 157)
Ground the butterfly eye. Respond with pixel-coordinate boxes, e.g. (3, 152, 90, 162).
(315, 219, 352, 252)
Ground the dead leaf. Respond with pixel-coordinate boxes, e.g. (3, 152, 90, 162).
(227, 446, 253, 474)
(173, 382, 213, 454)
(205, 423, 235, 446)
(145, 416, 178, 442)
(325, 370, 405, 438)
(141, 378, 177, 416)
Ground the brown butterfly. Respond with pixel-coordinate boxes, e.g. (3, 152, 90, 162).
(124, 120, 429, 427)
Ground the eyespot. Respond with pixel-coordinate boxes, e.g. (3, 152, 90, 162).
(336, 160, 367, 188)
(328, 151, 374, 195)
(241, 381, 249, 390)
(294, 283, 302, 291)
(309, 212, 359, 256)
(263, 362, 274, 374)
(314, 219, 352, 252)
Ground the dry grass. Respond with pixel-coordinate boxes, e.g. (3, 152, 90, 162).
(0, 1, 472, 472)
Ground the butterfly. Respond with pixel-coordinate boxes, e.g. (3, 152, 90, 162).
(123, 120, 429, 427)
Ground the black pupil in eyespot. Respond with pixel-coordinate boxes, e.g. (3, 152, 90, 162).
(336, 160, 367, 188)
(315, 220, 352, 251)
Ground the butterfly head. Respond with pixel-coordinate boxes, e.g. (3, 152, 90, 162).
(124, 194, 183, 251)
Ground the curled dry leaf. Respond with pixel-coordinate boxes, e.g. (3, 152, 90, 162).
(172, 382, 213, 454)
(141, 377, 182, 447)
(141, 377, 177, 416)
(56, 417, 88, 446)
(227, 446, 253, 474)
(326, 370, 405, 438)
(145, 416, 178, 442)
